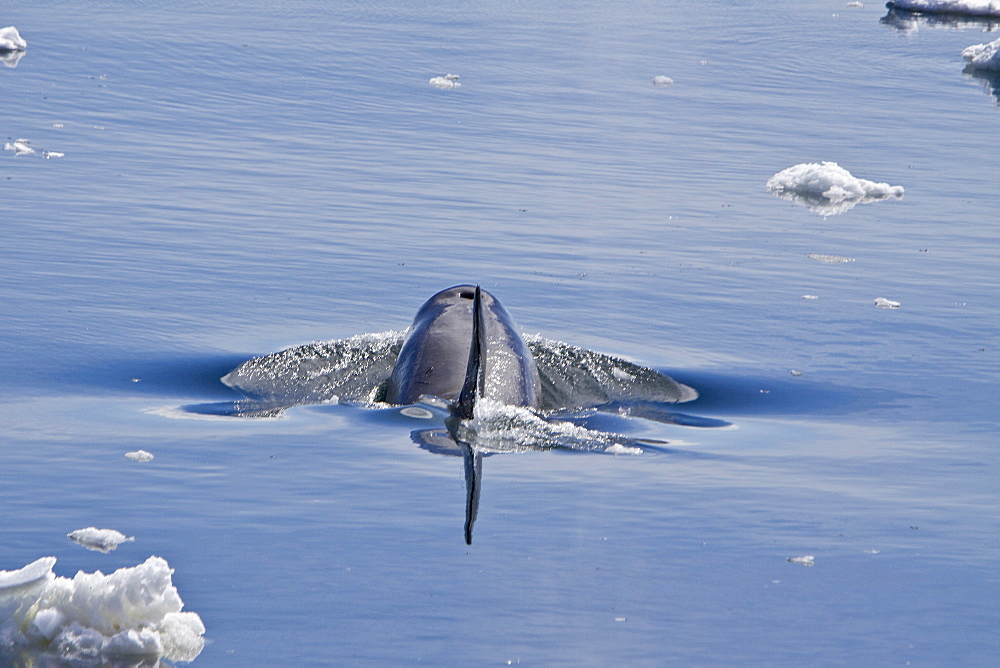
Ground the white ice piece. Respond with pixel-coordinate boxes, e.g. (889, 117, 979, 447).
(887, 0, 1000, 17)
(766, 161, 904, 216)
(125, 449, 155, 462)
(962, 37, 1000, 71)
(0, 26, 27, 52)
(67, 527, 135, 553)
(787, 555, 815, 566)
(874, 297, 901, 308)
(652, 75, 674, 86)
(429, 73, 461, 90)
(807, 253, 855, 263)
(0, 556, 205, 662)
(4, 139, 35, 156)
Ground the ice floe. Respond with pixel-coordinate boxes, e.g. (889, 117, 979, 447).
(0, 27, 26, 68)
(787, 555, 815, 566)
(429, 73, 461, 90)
(67, 527, 135, 553)
(0, 556, 205, 662)
(874, 297, 901, 308)
(886, 0, 1000, 16)
(766, 161, 904, 216)
(0, 26, 26, 52)
(963, 37, 1000, 71)
(807, 253, 855, 263)
(125, 449, 155, 462)
(4, 139, 34, 156)
(652, 75, 674, 86)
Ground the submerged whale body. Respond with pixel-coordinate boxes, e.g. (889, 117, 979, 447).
(218, 284, 706, 544)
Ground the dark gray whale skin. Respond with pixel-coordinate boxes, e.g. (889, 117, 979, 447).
(385, 285, 541, 411)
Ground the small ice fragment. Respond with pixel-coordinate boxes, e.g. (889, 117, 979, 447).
(614, 616, 628, 622)
(67, 527, 135, 553)
(787, 555, 815, 566)
(652, 75, 674, 86)
(874, 297, 901, 309)
(962, 37, 1000, 72)
(789, 370, 803, 377)
(0, 26, 27, 52)
(125, 450, 154, 462)
(866, 549, 881, 554)
(43, 151, 65, 159)
(4, 138, 35, 156)
(886, 1, 1000, 18)
(606, 443, 642, 455)
(429, 73, 461, 90)
(808, 253, 855, 263)
(767, 162, 904, 216)
(846, 1, 863, 6)
(801, 294, 819, 300)
(52, 123, 65, 128)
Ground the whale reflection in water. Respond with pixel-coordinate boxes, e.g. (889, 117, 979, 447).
(214, 285, 724, 543)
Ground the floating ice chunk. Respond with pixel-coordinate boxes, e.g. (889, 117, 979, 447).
(801, 294, 819, 300)
(808, 253, 855, 263)
(886, 0, 1000, 17)
(963, 37, 1000, 71)
(767, 161, 904, 216)
(874, 297, 901, 308)
(125, 449, 155, 462)
(0, 556, 205, 662)
(4, 139, 35, 156)
(67, 527, 135, 553)
(0, 26, 26, 52)
(652, 75, 674, 86)
(846, 1, 864, 6)
(429, 73, 461, 90)
(787, 555, 815, 566)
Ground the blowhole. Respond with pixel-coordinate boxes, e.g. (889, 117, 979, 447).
(459, 291, 475, 299)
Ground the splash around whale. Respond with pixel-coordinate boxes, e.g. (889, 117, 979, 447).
(218, 284, 699, 423)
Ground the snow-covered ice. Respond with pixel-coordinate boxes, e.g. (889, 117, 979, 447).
(125, 449, 155, 462)
(652, 75, 674, 86)
(429, 74, 461, 90)
(0, 27, 26, 52)
(0, 556, 204, 662)
(766, 162, 904, 216)
(962, 37, 1000, 71)
(67, 527, 135, 553)
(887, 0, 1000, 17)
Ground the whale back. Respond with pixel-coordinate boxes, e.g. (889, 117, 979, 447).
(385, 285, 541, 409)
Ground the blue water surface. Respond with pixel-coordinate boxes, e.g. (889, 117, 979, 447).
(2, 1, 998, 665)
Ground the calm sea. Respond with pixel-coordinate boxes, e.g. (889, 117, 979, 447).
(2, 1, 997, 664)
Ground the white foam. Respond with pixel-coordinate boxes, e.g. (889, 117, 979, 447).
(0, 26, 26, 52)
(67, 528, 135, 553)
(767, 161, 904, 216)
(652, 75, 674, 86)
(429, 74, 461, 90)
(963, 37, 1000, 71)
(0, 556, 204, 662)
(887, 0, 1000, 16)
